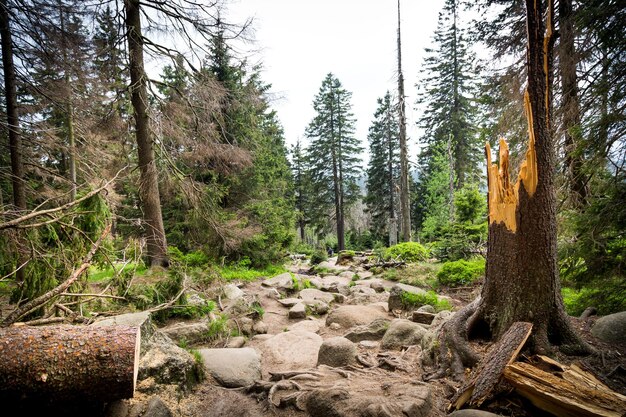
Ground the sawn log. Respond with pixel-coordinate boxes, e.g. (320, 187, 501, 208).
(0, 325, 140, 403)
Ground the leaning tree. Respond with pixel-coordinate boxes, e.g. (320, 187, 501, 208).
(427, 0, 592, 381)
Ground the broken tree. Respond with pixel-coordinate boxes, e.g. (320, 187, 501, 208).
(426, 0, 591, 381)
(0, 325, 140, 404)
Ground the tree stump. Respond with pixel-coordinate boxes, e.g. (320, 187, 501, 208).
(0, 325, 140, 404)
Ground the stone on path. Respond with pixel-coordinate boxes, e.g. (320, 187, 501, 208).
(317, 337, 357, 367)
(288, 302, 307, 319)
(225, 336, 246, 348)
(411, 310, 436, 325)
(343, 317, 390, 342)
(260, 330, 323, 372)
(381, 319, 428, 350)
(138, 332, 198, 389)
(326, 305, 389, 329)
(160, 321, 208, 344)
(388, 283, 427, 311)
(222, 283, 244, 300)
(591, 311, 626, 343)
(199, 348, 261, 388)
(288, 318, 323, 333)
(143, 396, 173, 417)
(277, 297, 301, 307)
(299, 288, 335, 304)
(262, 272, 296, 291)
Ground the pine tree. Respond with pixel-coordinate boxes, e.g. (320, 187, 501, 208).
(305, 73, 362, 251)
(365, 92, 400, 244)
(291, 139, 310, 241)
(415, 0, 480, 235)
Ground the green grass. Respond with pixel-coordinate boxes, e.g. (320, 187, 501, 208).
(216, 263, 286, 281)
(88, 262, 147, 282)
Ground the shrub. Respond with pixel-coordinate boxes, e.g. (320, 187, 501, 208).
(437, 258, 485, 287)
(385, 242, 429, 263)
(310, 250, 328, 265)
(400, 290, 452, 312)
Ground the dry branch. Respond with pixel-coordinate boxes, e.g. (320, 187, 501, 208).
(0, 223, 112, 327)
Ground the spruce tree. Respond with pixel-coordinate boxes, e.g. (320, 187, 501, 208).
(305, 73, 362, 251)
(365, 92, 400, 244)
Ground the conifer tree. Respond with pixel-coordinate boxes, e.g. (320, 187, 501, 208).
(365, 92, 400, 244)
(291, 139, 310, 241)
(305, 73, 362, 251)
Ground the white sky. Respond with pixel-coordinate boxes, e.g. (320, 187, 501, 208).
(224, 0, 445, 159)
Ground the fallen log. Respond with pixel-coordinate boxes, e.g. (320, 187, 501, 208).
(503, 356, 626, 417)
(0, 325, 140, 404)
(363, 261, 406, 270)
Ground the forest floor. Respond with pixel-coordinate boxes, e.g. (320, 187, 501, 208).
(1, 256, 625, 417)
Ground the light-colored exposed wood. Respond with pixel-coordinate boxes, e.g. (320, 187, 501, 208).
(503, 359, 626, 417)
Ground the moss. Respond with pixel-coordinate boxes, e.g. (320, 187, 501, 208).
(400, 290, 452, 312)
(385, 242, 429, 263)
(437, 258, 485, 287)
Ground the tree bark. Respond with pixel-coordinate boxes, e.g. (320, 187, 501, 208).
(124, 0, 168, 267)
(397, 0, 411, 242)
(1, 0, 27, 284)
(0, 325, 140, 403)
(558, 0, 587, 207)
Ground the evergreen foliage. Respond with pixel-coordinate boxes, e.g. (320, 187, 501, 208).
(304, 73, 363, 250)
(365, 92, 400, 242)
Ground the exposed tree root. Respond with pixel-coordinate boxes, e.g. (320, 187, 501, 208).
(422, 296, 595, 383)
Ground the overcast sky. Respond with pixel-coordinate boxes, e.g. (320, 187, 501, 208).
(224, 0, 445, 159)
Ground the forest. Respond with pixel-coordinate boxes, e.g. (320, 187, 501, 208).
(0, 0, 624, 416)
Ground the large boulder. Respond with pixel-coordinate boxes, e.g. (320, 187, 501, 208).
(326, 305, 389, 329)
(222, 283, 245, 300)
(259, 330, 323, 372)
(199, 348, 261, 388)
(289, 302, 307, 319)
(388, 283, 427, 311)
(591, 311, 626, 343)
(160, 320, 208, 344)
(262, 272, 296, 291)
(343, 317, 390, 342)
(381, 319, 427, 350)
(317, 337, 357, 367)
(300, 288, 335, 304)
(288, 318, 323, 333)
(137, 332, 199, 390)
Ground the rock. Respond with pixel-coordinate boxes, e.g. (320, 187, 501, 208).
(369, 301, 390, 312)
(200, 348, 261, 388)
(344, 317, 390, 342)
(326, 305, 389, 329)
(300, 288, 335, 304)
(333, 293, 347, 303)
(591, 311, 626, 343)
(225, 336, 246, 348)
(161, 320, 208, 344)
(448, 410, 502, 417)
(252, 320, 268, 334)
(370, 281, 386, 293)
(320, 275, 353, 291)
(187, 292, 209, 307)
(143, 396, 173, 417)
(381, 319, 427, 350)
(288, 318, 323, 333)
(330, 323, 342, 330)
(388, 283, 427, 311)
(417, 304, 436, 314)
(411, 311, 436, 325)
(349, 285, 377, 295)
(137, 332, 199, 389)
(359, 340, 379, 349)
(305, 383, 431, 417)
(318, 260, 349, 271)
(251, 334, 274, 342)
(223, 283, 244, 300)
(262, 272, 295, 290)
(260, 330, 323, 371)
(277, 297, 301, 307)
(339, 271, 356, 279)
(317, 337, 357, 367)
(289, 302, 307, 319)
(92, 311, 154, 355)
(264, 288, 281, 299)
(431, 310, 454, 328)
(305, 300, 330, 315)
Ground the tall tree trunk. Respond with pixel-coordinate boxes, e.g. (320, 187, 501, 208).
(558, 0, 586, 207)
(479, 0, 587, 353)
(124, 0, 168, 267)
(387, 107, 397, 246)
(1, 0, 26, 283)
(397, 0, 411, 242)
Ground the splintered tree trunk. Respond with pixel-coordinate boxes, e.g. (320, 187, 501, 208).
(0, 325, 140, 403)
(478, 0, 587, 353)
(397, 0, 411, 242)
(125, 0, 168, 267)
